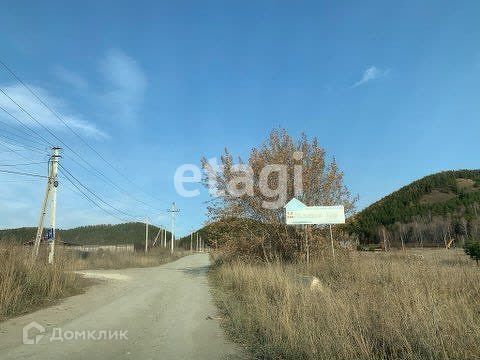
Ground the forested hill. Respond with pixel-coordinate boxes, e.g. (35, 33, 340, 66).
(0, 222, 171, 246)
(349, 170, 480, 245)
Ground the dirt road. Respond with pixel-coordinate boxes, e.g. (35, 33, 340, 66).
(0, 253, 241, 360)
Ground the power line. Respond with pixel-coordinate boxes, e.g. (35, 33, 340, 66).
(1, 87, 163, 212)
(0, 140, 48, 162)
(0, 138, 46, 154)
(0, 116, 49, 148)
(0, 88, 79, 152)
(0, 179, 40, 183)
(61, 152, 163, 212)
(59, 168, 129, 223)
(0, 148, 39, 153)
(0, 59, 165, 205)
(0, 133, 45, 152)
(0, 124, 48, 148)
(2, 87, 125, 194)
(0, 169, 47, 178)
(58, 164, 141, 220)
(0, 103, 52, 146)
(0, 161, 48, 167)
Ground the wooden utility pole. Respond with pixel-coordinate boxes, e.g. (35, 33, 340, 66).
(329, 224, 335, 259)
(152, 226, 162, 247)
(304, 225, 310, 264)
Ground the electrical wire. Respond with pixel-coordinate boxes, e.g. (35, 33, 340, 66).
(0, 60, 172, 224)
(59, 170, 129, 223)
(0, 116, 49, 148)
(0, 169, 47, 178)
(0, 59, 165, 206)
(0, 140, 48, 162)
(61, 152, 163, 212)
(0, 133, 45, 152)
(0, 104, 52, 146)
(0, 179, 40, 183)
(1, 88, 163, 211)
(0, 161, 48, 167)
(59, 164, 141, 220)
(0, 125, 48, 148)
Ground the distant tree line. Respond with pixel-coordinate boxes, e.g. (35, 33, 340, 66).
(0, 222, 171, 247)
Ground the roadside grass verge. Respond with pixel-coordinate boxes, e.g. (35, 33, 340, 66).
(209, 249, 480, 360)
(0, 245, 85, 321)
(0, 245, 189, 320)
(71, 247, 189, 270)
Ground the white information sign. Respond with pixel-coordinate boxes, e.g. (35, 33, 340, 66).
(284, 198, 345, 225)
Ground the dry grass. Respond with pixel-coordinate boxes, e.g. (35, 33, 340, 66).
(0, 245, 188, 320)
(71, 247, 188, 270)
(210, 249, 480, 360)
(0, 245, 83, 320)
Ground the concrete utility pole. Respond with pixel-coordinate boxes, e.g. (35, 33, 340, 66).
(190, 229, 193, 252)
(167, 202, 180, 253)
(163, 227, 167, 248)
(196, 232, 199, 252)
(33, 147, 61, 263)
(145, 218, 149, 253)
(47, 147, 60, 264)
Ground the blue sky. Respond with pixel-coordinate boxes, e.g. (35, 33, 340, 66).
(0, 0, 479, 236)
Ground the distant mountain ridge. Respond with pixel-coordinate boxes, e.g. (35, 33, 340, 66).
(3, 170, 480, 248)
(349, 169, 480, 245)
(0, 222, 171, 246)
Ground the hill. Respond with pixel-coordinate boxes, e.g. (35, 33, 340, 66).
(0, 222, 171, 246)
(349, 169, 480, 245)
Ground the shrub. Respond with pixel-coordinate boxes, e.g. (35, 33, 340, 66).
(464, 238, 480, 265)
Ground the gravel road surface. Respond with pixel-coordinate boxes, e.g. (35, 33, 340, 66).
(0, 253, 241, 360)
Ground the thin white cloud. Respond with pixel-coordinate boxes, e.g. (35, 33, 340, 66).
(99, 49, 147, 123)
(0, 83, 108, 139)
(53, 65, 88, 90)
(351, 66, 389, 88)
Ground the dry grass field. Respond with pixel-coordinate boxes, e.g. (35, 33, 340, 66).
(0, 244, 188, 320)
(71, 247, 188, 270)
(210, 249, 480, 360)
(0, 245, 82, 320)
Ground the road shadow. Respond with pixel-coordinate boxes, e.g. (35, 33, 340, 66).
(182, 265, 211, 278)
